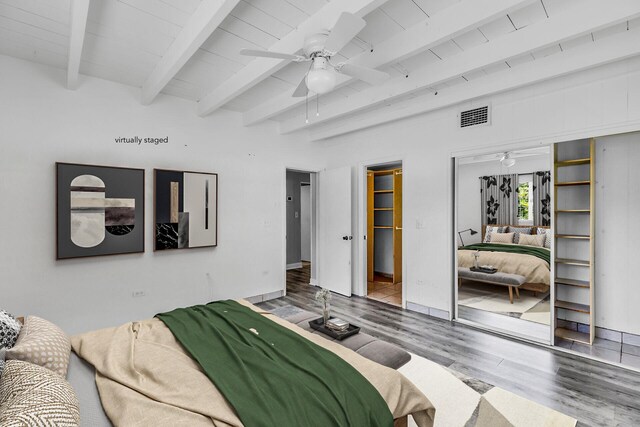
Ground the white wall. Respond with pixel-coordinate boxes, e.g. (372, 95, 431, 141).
(457, 155, 550, 245)
(595, 133, 640, 335)
(300, 185, 311, 262)
(286, 171, 310, 265)
(0, 55, 324, 335)
(317, 55, 640, 331)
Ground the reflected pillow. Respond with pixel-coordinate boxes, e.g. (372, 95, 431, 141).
(489, 232, 514, 244)
(518, 233, 545, 247)
(537, 227, 551, 249)
(483, 226, 505, 243)
(507, 226, 532, 244)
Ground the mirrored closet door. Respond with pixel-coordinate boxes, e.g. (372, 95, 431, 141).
(455, 147, 552, 343)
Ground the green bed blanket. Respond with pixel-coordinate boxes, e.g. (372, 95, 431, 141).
(460, 243, 550, 264)
(156, 300, 393, 427)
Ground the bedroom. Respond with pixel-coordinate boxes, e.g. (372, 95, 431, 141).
(1, 0, 640, 426)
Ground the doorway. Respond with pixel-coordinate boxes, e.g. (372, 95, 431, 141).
(285, 170, 316, 293)
(365, 162, 402, 307)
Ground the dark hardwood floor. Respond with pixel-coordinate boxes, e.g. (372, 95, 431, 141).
(258, 264, 640, 427)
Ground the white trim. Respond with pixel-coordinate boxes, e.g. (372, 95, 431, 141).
(286, 262, 303, 270)
(66, 0, 90, 90)
(283, 165, 323, 297)
(357, 157, 406, 309)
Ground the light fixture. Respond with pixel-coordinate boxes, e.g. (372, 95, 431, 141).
(500, 152, 516, 168)
(305, 57, 336, 94)
(458, 228, 478, 247)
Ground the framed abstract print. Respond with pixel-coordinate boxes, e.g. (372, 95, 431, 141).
(56, 162, 145, 259)
(154, 169, 218, 250)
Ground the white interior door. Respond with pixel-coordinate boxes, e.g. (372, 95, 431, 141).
(318, 166, 352, 296)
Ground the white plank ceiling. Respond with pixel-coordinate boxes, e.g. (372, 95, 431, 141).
(1, 0, 639, 139)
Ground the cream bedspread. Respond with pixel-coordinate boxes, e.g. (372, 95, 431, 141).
(458, 249, 550, 285)
(71, 300, 435, 427)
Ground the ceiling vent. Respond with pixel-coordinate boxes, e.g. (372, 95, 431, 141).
(460, 106, 489, 128)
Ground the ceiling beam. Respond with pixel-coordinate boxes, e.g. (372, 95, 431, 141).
(308, 27, 640, 141)
(243, 0, 537, 126)
(196, 0, 389, 117)
(141, 0, 240, 105)
(281, 0, 640, 134)
(66, 0, 90, 89)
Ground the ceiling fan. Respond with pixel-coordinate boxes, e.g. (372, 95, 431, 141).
(239, 12, 390, 97)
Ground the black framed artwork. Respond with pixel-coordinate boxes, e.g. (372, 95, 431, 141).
(154, 169, 218, 251)
(56, 162, 145, 259)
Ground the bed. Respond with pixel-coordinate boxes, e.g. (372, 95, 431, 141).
(70, 299, 435, 427)
(458, 225, 551, 294)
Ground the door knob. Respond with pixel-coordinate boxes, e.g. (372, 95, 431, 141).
(342, 235, 353, 240)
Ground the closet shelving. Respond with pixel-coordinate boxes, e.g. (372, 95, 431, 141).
(553, 139, 595, 345)
(367, 168, 402, 285)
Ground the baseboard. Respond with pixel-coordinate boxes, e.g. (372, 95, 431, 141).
(310, 278, 318, 286)
(556, 319, 640, 345)
(406, 301, 451, 321)
(286, 262, 303, 270)
(245, 290, 284, 304)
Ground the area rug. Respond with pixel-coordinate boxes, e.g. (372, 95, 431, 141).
(459, 282, 551, 325)
(399, 352, 577, 427)
(270, 305, 574, 426)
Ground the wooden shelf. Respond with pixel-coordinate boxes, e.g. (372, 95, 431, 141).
(374, 189, 394, 194)
(555, 300, 591, 314)
(555, 278, 590, 288)
(555, 209, 590, 214)
(556, 234, 590, 240)
(555, 158, 591, 167)
(374, 226, 393, 229)
(555, 180, 590, 187)
(374, 208, 393, 211)
(555, 258, 590, 266)
(555, 327, 591, 344)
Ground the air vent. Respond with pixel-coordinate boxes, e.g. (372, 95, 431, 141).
(460, 106, 489, 128)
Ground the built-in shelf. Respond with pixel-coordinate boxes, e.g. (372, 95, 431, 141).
(555, 209, 590, 214)
(553, 139, 596, 345)
(374, 189, 394, 194)
(555, 278, 590, 288)
(374, 226, 393, 229)
(555, 300, 591, 314)
(374, 208, 393, 211)
(555, 180, 591, 187)
(555, 327, 591, 344)
(555, 258, 590, 266)
(555, 158, 591, 167)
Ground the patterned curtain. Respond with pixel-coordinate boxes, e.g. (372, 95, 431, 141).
(532, 170, 551, 226)
(479, 174, 518, 225)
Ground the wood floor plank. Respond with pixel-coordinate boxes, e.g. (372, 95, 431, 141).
(258, 265, 640, 427)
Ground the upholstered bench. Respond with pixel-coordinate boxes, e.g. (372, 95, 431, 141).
(275, 307, 411, 370)
(458, 267, 526, 304)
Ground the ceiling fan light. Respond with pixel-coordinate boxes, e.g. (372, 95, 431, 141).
(306, 68, 336, 94)
(500, 152, 516, 167)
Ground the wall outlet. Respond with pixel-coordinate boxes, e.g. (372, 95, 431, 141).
(295, 211, 299, 218)
(132, 290, 146, 298)
(416, 219, 426, 229)
(417, 280, 425, 286)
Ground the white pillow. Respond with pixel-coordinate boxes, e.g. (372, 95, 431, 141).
(490, 232, 514, 244)
(483, 226, 505, 243)
(518, 233, 545, 247)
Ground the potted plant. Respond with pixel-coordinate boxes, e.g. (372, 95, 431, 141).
(315, 288, 332, 325)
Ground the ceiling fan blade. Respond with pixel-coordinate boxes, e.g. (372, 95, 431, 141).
(323, 12, 366, 55)
(239, 49, 305, 61)
(337, 63, 390, 86)
(292, 75, 309, 98)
